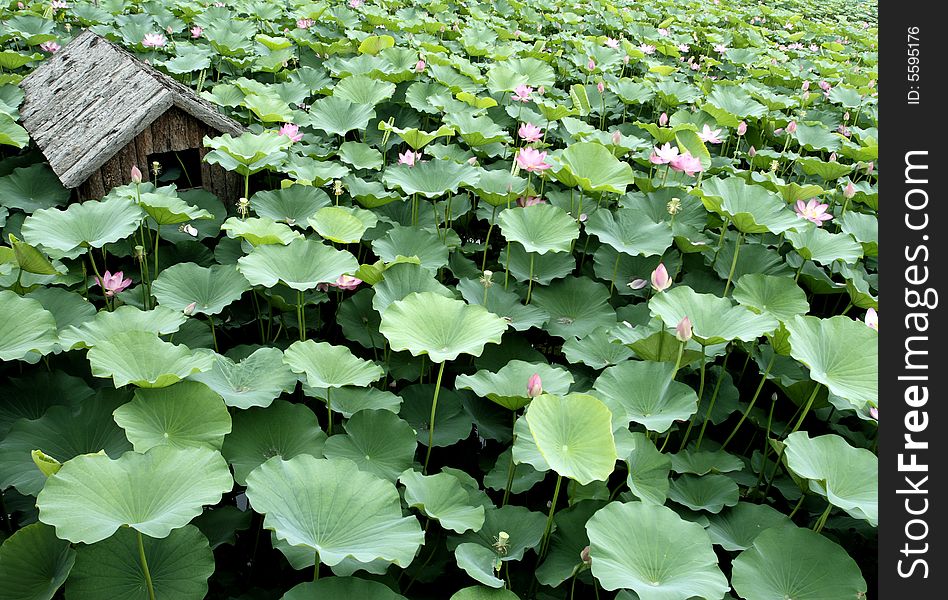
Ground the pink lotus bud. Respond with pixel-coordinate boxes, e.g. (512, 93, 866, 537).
(802, 90, 810, 102)
(786, 121, 797, 134)
(843, 181, 856, 199)
(748, 146, 756, 157)
(623, 55, 630, 65)
(736, 121, 747, 136)
(131, 165, 143, 184)
(612, 130, 622, 145)
(659, 112, 668, 127)
(527, 373, 542, 398)
(828, 152, 837, 162)
(415, 60, 426, 72)
(869, 406, 878, 420)
(865, 161, 874, 174)
(587, 58, 596, 71)
(843, 111, 850, 122)
(650, 263, 671, 292)
(865, 307, 878, 331)
(801, 80, 810, 91)
(183, 302, 197, 316)
(675, 316, 693, 342)
(580, 546, 592, 565)
(597, 81, 605, 93)
(537, 86, 545, 95)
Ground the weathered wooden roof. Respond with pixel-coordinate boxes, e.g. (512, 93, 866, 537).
(19, 30, 243, 189)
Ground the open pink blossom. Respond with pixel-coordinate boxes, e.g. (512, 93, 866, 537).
(415, 59, 426, 72)
(96, 271, 132, 297)
(649, 143, 679, 165)
(698, 124, 723, 144)
(865, 307, 878, 331)
(398, 150, 422, 167)
(670, 152, 703, 176)
(348, 0, 364, 7)
(713, 44, 727, 53)
(279, 123, 303, 143)
(518, 122, 543, 142)
(190, 26, 203, 38)
(40, 41, 60, 53)
(331, 275, 362, 291)
(517, 196, 545, 207)
(527, 373, 543, 398)
(515, 147, 551, 172)
(650, 263, 672, 292)
(657, 28, 670, 37)
(819, 80, 831, 91)
(794, 199, 833, 226)
(142, 33, 167, 48)
(604, 37, 620, 49)
(296, 18, 314, 28)
(512, 84, 533, 102)
(640, 43, 655, 55)
(50, 0, 68, 9)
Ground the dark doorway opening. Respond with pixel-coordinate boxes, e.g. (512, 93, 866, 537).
(146, 148, 203, 190)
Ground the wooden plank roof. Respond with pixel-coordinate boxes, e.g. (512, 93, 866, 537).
(19, 30, 243, 189)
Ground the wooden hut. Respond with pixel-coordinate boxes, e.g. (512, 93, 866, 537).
(18, 30, 245, 203)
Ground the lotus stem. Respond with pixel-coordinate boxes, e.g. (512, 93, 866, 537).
(813, 503, 832, 533)
(326, 388, 333, 436)
(482, 205, 498, 272)
(721, 352, 776, 450)
(788, 494, 807, 519)
(539, 474, 563, 559)
(722, 232, 744, 296)
(313, 550, 320, 581)
(423, 361, 447, 474)
(86, 249, 110, 312)
(208, 316, 218, 353)
(502, 411, 517, 506)
(297, 290, 306, 341)
(525, 253, 536, 304)
(790, 382, 822, 434)
(609, 253, 620, 295)
(695, 350, 731, 450)
(136, 531, 157, 600)
(678, 344, 707, 451)
(152, 219, 161, 275)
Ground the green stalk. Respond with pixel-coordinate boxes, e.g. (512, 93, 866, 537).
(502, 411, 517, 506)
(721, 353, 776, 450)
(790, 383, 822, 434)
(313, 550, 320, 581)
(136, 531, 157, 600)
(813, 503, 832, 533)
(525, 253, 536, 304)
(678, 344, 707, 451)
(326, 388, 333, 436)
(695, 350, 731, 450)
(208, 316, 218, 352)
(423, 361, 447, 474)
(481, 205, 498, 272)
(297, 290, 306, 341)
(86, 249, 110, 311)
(609, 253, 620, 295)
(539, 474, 563, 558)
(152, 219, 160, 275)
(722, 232, 744, 296)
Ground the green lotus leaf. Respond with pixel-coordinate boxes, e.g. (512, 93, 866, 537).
(450, 586, 520, 600)
(0, 372, 93, 437)
(138, 191, 213, 226)
(113, 382, 231, 452)
(67, 525, 215, 600)
(152, 262, 251, 316)
(280, 155, 349, 186)
(283, 340, 383, 389)
(531, 276, 617, 339)
(797, 156, 853, 180)
(304, 96, 376, 137)
(305, 386, 402, 419)
(783, 432, 878, 525)
(382, 160, 480, 198)
(706, 502, 790, 551)
(622, 431, 672, 505)
(25, 288, 96, 346)
(372, 262, 455, 315)
(189, 347, 297, 409)
(774, 182, 825, 204)
(455, 360, 574, 411)
(221, 216, 303, 246)
(87, 331, 214, 389)
(561, 328, 635, 369)
(451, 504, 546, 562)
(399, 384, 472, 448)
(456, 276, 550, 332)
(793, 123, 841, 152)
(731, 525, 867, 600)
(519, 393, 616, 485)
(668, 474, 739, 514)
(0, 290, 57, 361)
(334, 75, 396, 106)
(467, 169, 528, 208)
(0, 522, 75, 600)
(58, 305, 187, 350)
(323, 410, 417, 481)
(785, 226, 863, 265)
(380, 292, 507, 363)
(585, 206, 674, 257)
(204, 131, 291, 176)
(336, 141, 384, 170)
(586, 502, 729, 600)
(243, 93, 293, 122)
(535, 500, 606, 587)
(399, 469, 486, 533)
(221, 400, 326, 485)
(36, 445, 232, 543)
(377, 121, 456, 150)
(444, 112, 511, 147)
(484, 447, 545, 495)
(372, 226, 450, 271)
(10, 234, 59, 275)
(692, 177, 800, 235)
(0, 391, 130, 496)
(486, 57, 555, 92)
(21, 197, 142, 255)
(308, 206, 378, 244)
(649, 286, 779, 345)
(0, 164, 70, 213)
(245, 455, 424, 567)
(344, 174, 402, 208)
(500, 242, 575, 286)
(455, 542, 504, 588)
(838, 211, 878, 257)
(251, 186, 331, 225)
(593, 360, 698, 433)
(732, 273, 809, 322)
(497, 204, 579, 255)
(237, 237, 359, 291)
(670, 449, 744, 476)
(551, 142, 636, 194)
(702, 87, 767, 125)
(283, 577, 408, 600)
(785, 315, 877, 410)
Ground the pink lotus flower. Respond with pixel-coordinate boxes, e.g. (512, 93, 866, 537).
(604, 37, 620, 49)
(698, 124, 723, 144)
(183, 302, 197, 316)
(786, 121, 797, 134)
(40, 41, 61, 53)
(869, 406, 878, 420)
(517, 196, 545, 207)
(515, 147, 551, 172)
(658, 112, 668, 127)
(794, 199, 833, 226)
(398, 150, 422, 167)
(640, 44, 655, 55)
(279, 123, 303, 143)
(131, 165, 143, 184)
(623, 55, 630, 65)
(675, 316, 692, 342)
(527, 373, 542, 398)
(748, 146, 756, 157)
(828, 152, 837, 162)
(670, 152, 703, 176)
(597, 81, 605, 93)
(843, 181, 856, 199)
(348, 0, 364, 7)
(331, 275, 362, 290)
(587, 58, 596, 71)
(677, 43, 690, 52)
(819, 80, 831, 92)
(649, 143, 679, 165)
(518, 122, 543, 142)
(537, 86, 545, 95)
(611, 130, 622, 145)
(657, 28, 669, 37)
(713, 44, 727, 54)
(801, 80, 810, 91)
(191, 26, 203, 38)
(297, 18, 314, 29)
(650, 263, 671, 292)
(865, 307, 878, 331)
(865, 161, 874, 175)
(802, 91, 810, 102)
(415, 60, 426, 72)
(512, 84, 533, 102)
(736, 121, 747, 136)
(50, 0, 68, 9)
(96, 271, 132, 297)
(142, 33, 167, 48)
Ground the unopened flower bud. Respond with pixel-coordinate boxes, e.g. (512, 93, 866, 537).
(675, 315, 693, 342)
(527, 373, 542, 398)
(131, 165, 143, 184)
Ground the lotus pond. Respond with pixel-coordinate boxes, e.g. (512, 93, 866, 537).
(0, 0, 878, 599)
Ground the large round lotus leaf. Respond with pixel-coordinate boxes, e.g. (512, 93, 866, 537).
(451, 504, 546, 562)
(372, 262, 455, 315)
(86, 331, 214, 389)
(732, 273, 809, 322)
(237, 237, 359, 291)
(244, 455, 424, 567)
(189, 347, 298, 409)
(783, 432, 877, 525)
(511, 415, 549, 472)
(444, 112, 511, 147)
(456, 277, 550, 332)
(21, 197, 142, 254)
(455, 542, 504, 588)
(382, 159, 480, 199)
(692, 177, 800, 235)
(57, 305, 187, 350)
(322, 410, 417, 481)
(379, 292, 507, 363)
(455, 360, 574, 411)
(551, 142, 636, 194)
(308, 206, 378, 244)
(623, 431, 672, 505)
(585, 206, 674, 257)
(649, 286, 779, 345)
(220, 216, 303, 246)
(152, 262, 251, 316)
(0, 373, 93, 437)
(586, 502, 729, 600)
(138, 191, 213, 226)
(283, 340, 383, 389)
(484, 447, 545, 495)
(731, 525, 867, 600)
(706, 502, 790, 551)
(336, 142, 383, 170)
(562, 328, 635, 369)
(204, 131, 291, 175)
(344, 174, 401, 208)
(305, 96, 376, 137)
(334, 74, 396, 106)
(0, 163, 70, 213)
(593, 361, 699, 433)
(221, 400, 326, 486)
(377, 122, 456, 151)
(785, 226, 864, 265)
(36, 445, 233, 544)
(531, 276, 617, 339)
(450, 587, 519, 600)
(497, 204, 579, 255)
(669, 449, 744, 476)
(337, 289, 386, 350)
(0, 290, 57, 361)
(67, 525, 215, 600)
(399, 384, 472, 447)
(467, 168, 527, 207)
(0, 522, 74, 600)
(251, 186, 331, 225)
(113, 382, 231, 452)
(372, 225, 449, 271)
(522, 393, 616, 485)
(304, 385, 402, 419)
(26, 288, 96, 340)
(399, 469, 485, 533)
(535, 500, 606, 587)
(0, 391, 131, 496)
(283, 577, 407, 600)
(785, 315, 877, 410)
(838, 211, 878, 257)
(501, 243, 575, 286)
(668, 474, 739, 514)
